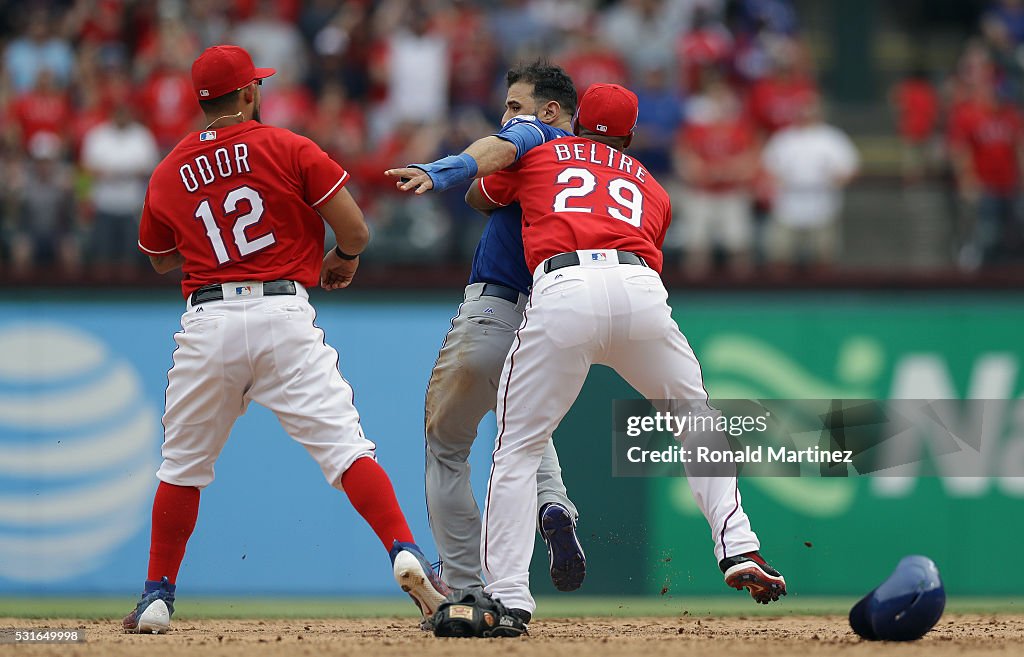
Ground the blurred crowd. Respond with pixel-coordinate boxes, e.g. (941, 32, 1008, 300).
(0, 0, 1019, 282)
(892, 0, 1024, 271)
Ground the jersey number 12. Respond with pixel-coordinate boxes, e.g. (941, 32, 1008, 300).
(194, 185, 275, 264)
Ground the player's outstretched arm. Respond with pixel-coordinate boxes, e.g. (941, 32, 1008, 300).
(384, 136, 518, 195)
(318, 188, 369, 291)
(148, 253, 185, 274)
(465, 180, 501, 215)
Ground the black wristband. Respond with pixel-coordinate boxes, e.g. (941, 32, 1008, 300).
(334, 245, 360, 260)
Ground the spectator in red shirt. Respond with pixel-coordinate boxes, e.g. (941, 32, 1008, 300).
(677, 5, 734, 93)
(745, 37, 817, 136)
(306, 82, 368, 165)
(69, 80, 111, 159)
(949, 78, 1024, 267)
(354, 119, 444, 254)
(444, 2, 498, 112)
(73, 0, 127, 61)
(743, 35, 816, 243)
(139, 59, 202, 152)
(232, 0, 303, 23)
(133, 15, 199, 82)
(258, 70, 316, 134)
(674, 77, 758, 277)
(557, 23, 629, 93)
(8, 68, 71, 149)
(890, 68, 939, 183)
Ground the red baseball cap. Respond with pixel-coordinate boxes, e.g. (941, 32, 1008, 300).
(573, 83, 639, 138)
(192, 45, 276, 100)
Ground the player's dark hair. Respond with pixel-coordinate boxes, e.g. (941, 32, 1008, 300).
(198, 89, 242, 115)
(506, 60, 577, 117)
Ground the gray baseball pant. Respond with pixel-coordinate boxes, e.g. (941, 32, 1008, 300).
(425, 282, 578, 589)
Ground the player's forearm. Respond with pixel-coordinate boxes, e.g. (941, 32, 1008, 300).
(388, 137, 519, 194)
(319, 188, 370, 256)
(333, 223, 369, 257)
(466, 180, 497, 215)
(406, 137, 516, 193)
(462, 136, 518, 180)
(149, 252, 185, 274)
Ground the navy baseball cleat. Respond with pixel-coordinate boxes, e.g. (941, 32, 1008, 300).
(720, 551, 787, 604)
(390, 541, 451, 626)
(123, 577, 175, 634)
(539, 503, 586, 592)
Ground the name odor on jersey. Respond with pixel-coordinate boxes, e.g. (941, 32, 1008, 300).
(178, 143, 252, 192)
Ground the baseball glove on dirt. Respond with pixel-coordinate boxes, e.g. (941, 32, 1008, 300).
(432, 588, 529, 638)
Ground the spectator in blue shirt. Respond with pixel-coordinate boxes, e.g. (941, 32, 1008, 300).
(4, 9, 74, 93)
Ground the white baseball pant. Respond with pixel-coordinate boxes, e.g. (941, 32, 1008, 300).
(157, 281, 376, 490)
(481, 250, 760, 613)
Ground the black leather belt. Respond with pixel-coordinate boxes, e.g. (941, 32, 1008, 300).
(543, 251, 646, 273)
(190, 280, 297, 305)
(480, 282, 521, 303)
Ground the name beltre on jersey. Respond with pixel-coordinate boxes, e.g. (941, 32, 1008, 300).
(553, 141, 648, 183)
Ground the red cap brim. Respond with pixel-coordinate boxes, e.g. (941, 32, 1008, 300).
(255, 67, 276, 80)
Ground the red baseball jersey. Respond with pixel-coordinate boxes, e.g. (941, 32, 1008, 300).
(948, 101, 1023, 194)
(894, 79, 939, 142)
(746, 77, 817, 135)
(139, 70, 202, 149)
(479, 136, 672, 273)
(679, 118, 757, 193)
(138, 121, 349, 298)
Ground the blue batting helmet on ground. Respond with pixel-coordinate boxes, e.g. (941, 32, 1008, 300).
(849, 555, 945, 641)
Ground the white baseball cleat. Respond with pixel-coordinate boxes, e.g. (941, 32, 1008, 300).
(123, 577, 175, 634)
(390, 541, 451, 624)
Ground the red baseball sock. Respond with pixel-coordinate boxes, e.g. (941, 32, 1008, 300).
(147, 482, 201, 583)
(341, 457, 415, 549)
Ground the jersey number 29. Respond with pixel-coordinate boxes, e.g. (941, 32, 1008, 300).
(552, 167, 644, 227)
(194, 185, 275, 264)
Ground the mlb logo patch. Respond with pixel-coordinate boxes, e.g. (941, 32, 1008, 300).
(591, 252, 608, 261)
(199, 89, 210, 97)
(200, 130, 217, 142)
(596, 123, 608, 133)
(235, 285, 252, 296)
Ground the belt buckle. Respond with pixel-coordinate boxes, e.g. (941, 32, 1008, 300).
(220, 281, 264, 300)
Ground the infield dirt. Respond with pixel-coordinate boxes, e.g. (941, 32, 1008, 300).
(0, 614, 1020, 657)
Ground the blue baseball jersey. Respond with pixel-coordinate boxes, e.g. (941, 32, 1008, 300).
(469, 116, 572, 294)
